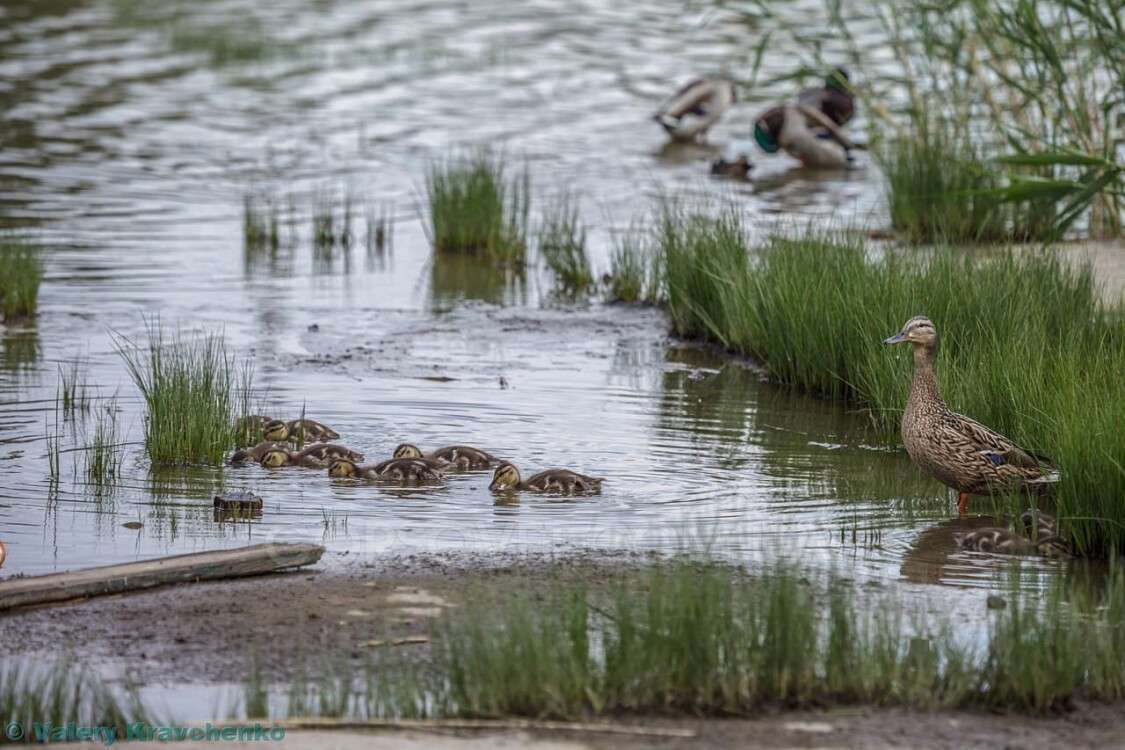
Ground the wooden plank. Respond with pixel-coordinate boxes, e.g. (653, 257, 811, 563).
(0, 543, 325, 612)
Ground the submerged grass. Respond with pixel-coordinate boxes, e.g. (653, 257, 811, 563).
(426, 152, 528, 266)
(0, 238, 43, 321)
(260, 562, 1125, 720)
(538, 195, 593, 296)
(652, 206, 1125, 555)
(84, 397, 123, 489)
(57, 358, 90, 419)
(114, 321, 252, 466)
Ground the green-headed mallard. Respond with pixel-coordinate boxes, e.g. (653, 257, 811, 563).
(394, 443, 498, 470)
(654, 78, 736, 142)
(264, 418, 339, 443)
(229, 440, 289, 464)
(797, 67, 855, 126)
(328, 456, 443, 484)
(488, 461, 603, 494)
(885, 316, 1058, 514)
(260, 443, 363, 469)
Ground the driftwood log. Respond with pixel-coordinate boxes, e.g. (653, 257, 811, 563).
(0, 542, 324, 612)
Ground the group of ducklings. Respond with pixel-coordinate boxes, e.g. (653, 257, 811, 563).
(230, 416, 604, 494)
(956, 509, 1070, 558)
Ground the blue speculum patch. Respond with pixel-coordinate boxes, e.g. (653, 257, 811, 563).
(985, 453, 1005, 466)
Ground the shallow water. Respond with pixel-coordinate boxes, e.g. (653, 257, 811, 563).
(0, 0, 1079, 610)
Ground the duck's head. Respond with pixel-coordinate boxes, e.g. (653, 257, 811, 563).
(826, 67, 850, 92)
(1021, 509, 1058, 538)
(229, 448, 250, 464)
(328, 458, 358, 478)
(393, 443, 424, 459)
(489, 462, 521, 491)
(753, 106, 785, 154)
(260, 449, 291, 468)
(263, 419, 290, 442)
(884, 316, 937, 350)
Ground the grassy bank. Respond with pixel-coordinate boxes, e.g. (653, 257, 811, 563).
(0, 239, 43, 321)
(1, 662, 148, 741)
(652, 206, 1125, 555)
(259, 562, 1125, 719)
(426, 152, 528, 266)
(114, 322, 251, 465)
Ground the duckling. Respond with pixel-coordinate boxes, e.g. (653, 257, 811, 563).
(328, 457, 443, 484)
(654, 78, 737, 142)
(391, 443, 453, 471)
(488, 461, 604, 494)
(884, 316, 1058, 515)
(955, 528, 1037, 555)
(394, 443, 498, 470)
(710, 154, 753, 179)
(229, 440, 289, 464)
(1021, 510, 1071, 557)
(264, 418, 340, 443)
(260, 444, 363, 469)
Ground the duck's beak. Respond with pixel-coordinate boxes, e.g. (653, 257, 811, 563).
(488, 477, 501, 491)
(883, 332, 907, 345)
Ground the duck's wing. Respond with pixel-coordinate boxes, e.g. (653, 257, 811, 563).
(941, 411, 1044, 469)
(656, 79, 718, 118)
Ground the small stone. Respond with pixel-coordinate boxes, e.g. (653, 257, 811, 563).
(307, 324, 320, 332)
(122, 521, 143, 530)
(987, 595, 1007, 610)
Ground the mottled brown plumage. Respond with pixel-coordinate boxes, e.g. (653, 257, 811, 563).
(229, 440, 288, 464)
(885, 316, 1057, 514)
(260, 444, 363, 469)
(395, 443, 498, 470)
(328, 457, 443, 483)
(489, 461, 603, 494)
(265, 418, 340, 443)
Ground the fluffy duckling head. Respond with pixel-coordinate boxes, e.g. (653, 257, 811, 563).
(263, 419, 290, 442)
(1021, 509, 1057, 538)
(328, 458, 358, 478)
(884, 316, 937, 350)
(393, 443, 424, 459)
(260, 449, 291, 468)
(489, 462, 521, 491)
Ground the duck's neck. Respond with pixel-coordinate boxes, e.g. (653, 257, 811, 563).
(907, 344, 945, 415)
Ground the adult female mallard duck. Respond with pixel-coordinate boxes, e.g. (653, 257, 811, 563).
(394, 443, 498, 470)
(260, 444, 364, 469)
(654, 78, 737, 142)
(263, 418, 339, 443)
(885, 316, 1058, 514)
(488, 461, 603, 494)
(328, 457, 443, 483)
(229, 440, 289, 464)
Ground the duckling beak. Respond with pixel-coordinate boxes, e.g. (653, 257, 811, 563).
(883, 332, 907, 345)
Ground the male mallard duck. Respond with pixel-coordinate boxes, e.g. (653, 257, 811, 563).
(260, 444, 363, 469)
(328, 457, 443, 483)
(654, 78, 736, 142)
(394, 443, 498, 470)
(797, 67, 855, 126)
(229, 440, 289, 464)
(488, 461, 603, 494)
(885, 316, 1058, 514)
(264, 418, 339, 443)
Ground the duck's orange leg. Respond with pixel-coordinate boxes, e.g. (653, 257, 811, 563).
(957, 492, 970, 515)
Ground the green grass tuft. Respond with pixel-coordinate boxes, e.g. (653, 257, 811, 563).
(538, 195, 593, 296)
(426, 152, 528, 266)
(880, 127, 1057, 244)
(1, 661, 149, 738)
(0, 239, 43, 321)
(607, 227, 660, 304)
(114, 321, 252, 466)
(85, 397, 124, 489)
(652, 206, 1125, 555)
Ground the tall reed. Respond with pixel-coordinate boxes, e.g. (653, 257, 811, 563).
(114, 321, 251, 465)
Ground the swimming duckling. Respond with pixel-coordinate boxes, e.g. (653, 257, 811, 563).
(955, 528, 1036, 555)
(710, 154, 753, 179)
(391, 444, 453, 471)
(488, 461, 604, 494)
(263, 418, 340, 443)
(229, 441, 289, 464)
(328, 457, 443, 484)
(260, 444, 363, 469)
(1020, 510, 1071, 557)
(654, 78, 737, 142)
(394, 443, 498, 470)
